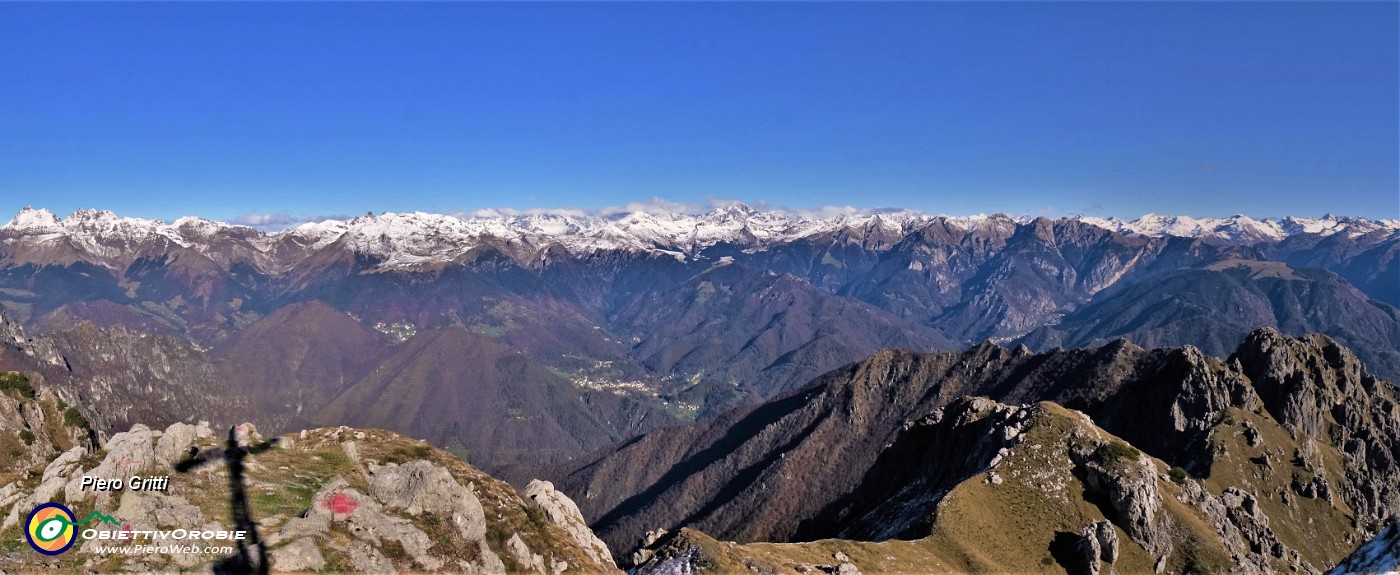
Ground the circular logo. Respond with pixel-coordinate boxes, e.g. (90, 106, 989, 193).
(25, 502, 77, 555)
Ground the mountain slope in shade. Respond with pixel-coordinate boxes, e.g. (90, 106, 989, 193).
(556, 330, 1400, 573)
(211, 300, 392, 424)
(1, 307, 267, 436)
(1266, 228, 1400, 307)
(317, 327, 674, 476)
(1017, 260, 1400, 379)
(3, 302, 674, 478)
(611, 261, 953, 410)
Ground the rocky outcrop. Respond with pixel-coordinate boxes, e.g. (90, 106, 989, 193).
(1073, 519, 1120, 575)
(270, 537, 325, 572)
(524, 479, 616, 567)
(1076, 444, 1171, 560)
(0, 373, 95, 472)
(0, 304, 67, 369)
(1232, 329, 1400, 533)
(822, 396, 1034, 541)
(0, 445, 84, 530)
(367, 460, 504, 573)
(1174, 480, 1295, 574)
(0, 423, 619, 574)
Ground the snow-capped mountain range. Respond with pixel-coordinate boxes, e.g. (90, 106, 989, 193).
(3, 205, 1397, 268)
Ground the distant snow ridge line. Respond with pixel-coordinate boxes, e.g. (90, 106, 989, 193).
(1077, 212, 1400, 243)
(4, 205, 1397, 266)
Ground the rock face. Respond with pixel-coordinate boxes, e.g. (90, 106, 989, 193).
(1231, 329, 1400, 532)
(0, 372, 95, 473)
(367, 460, 503, 572)
(0, 304, 67, 369)
(524, 479, 616, 567)
(1076, 446, 1171, 559)
(1090, 520, 1119, 564)
(270, 537, 325, 572)
(0, 423, 620, 574)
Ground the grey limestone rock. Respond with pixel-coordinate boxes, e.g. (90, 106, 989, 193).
(1074, 527, 1102, 575)
(1090, 519, 1118, 564)
(155, 422, 199, 467)
(1078, 449, 1172, 558)
(349, 540, 397, 575)
(270, 538, 326, 572)
(0, 446, 85, 530)
(506, 532, 547, 573)
(523, 479, 616, 567)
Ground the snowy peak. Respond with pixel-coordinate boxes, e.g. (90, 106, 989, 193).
(3, 205, 1396, 269)
(3, 207, 248, 244)
(5, 206, 62, 231)
(1074, 213, 1399, 243)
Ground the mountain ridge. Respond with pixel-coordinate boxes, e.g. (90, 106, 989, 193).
(6, 206, 1397, 271)
(555, 328, 1400, 574)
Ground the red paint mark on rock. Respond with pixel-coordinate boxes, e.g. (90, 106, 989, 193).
(320, 493, 359, 517)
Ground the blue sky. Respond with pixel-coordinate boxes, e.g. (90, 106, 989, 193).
(1, 2, 1396, 223)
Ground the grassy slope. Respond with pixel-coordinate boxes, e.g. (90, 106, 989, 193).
(641, 403, 1240, 574)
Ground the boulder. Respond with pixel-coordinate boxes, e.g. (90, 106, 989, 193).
(155, 422, 199, 467)
(271, 538, 326, 572)
(506, 532, 547, 573)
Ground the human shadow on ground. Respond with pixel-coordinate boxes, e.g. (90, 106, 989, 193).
(175, 425, 279, 575)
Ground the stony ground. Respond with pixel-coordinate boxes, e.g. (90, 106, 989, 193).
(0, 419, 619, 574)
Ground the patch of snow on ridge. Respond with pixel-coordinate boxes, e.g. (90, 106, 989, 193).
(1327, 522, 1400, 575)
(1074, 213, 1400, 243)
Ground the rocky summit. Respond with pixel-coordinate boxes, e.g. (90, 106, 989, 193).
(0, 413, 619, 574)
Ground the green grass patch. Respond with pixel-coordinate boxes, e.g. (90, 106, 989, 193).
(384, 443, 432, 463)
(1169, 466, 1189, 485)
(0, 372, 35, 399)
(1094, 440, 1141, 468)
(0, 433, 24, 462)
(380, 539, 409, 563)
(63, 407, 89, 429)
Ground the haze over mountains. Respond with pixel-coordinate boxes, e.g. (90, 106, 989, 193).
(1, 204, 1397, 476)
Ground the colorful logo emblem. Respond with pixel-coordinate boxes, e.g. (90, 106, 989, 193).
(25, 502, 78, 555)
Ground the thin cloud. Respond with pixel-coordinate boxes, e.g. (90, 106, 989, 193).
(240, 199, 939, 230)
(459, 198, 701, 220)
(231, 211, 301, 232)
(230, 211, 353, 232)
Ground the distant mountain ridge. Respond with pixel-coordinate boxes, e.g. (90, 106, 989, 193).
(5, 205, 1397, 269)
(1, 202, 1396, 481)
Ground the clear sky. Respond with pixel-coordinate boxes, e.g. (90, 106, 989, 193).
(1, 2, 1396, 224)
